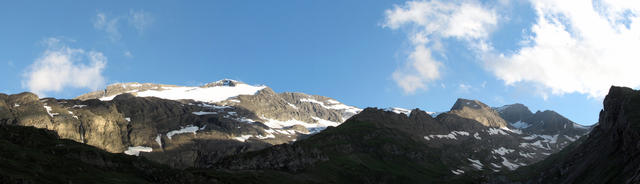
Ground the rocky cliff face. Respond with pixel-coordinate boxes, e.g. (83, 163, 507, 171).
(511, 86, 640, 183)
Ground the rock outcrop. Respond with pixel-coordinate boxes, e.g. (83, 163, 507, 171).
(510, 86, 640, 183)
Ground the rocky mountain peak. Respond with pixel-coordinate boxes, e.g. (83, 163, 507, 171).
(448, 98, 508, 128)
(600, 86, 640, 132)
(450, 98, 489, 111)
(495, 103, 533, 123)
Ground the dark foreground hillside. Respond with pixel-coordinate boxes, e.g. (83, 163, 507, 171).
(0, 124, 312, 184)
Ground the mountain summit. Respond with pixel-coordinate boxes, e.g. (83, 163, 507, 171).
(448, 98, 508, 128)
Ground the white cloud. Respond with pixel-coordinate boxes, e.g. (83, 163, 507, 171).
(129, 10, 153, 34)
(483, 0, 640, 98)
(23, 38, 107, 96)
(383, 0, 498, 93)
(93, 13, 121, 41)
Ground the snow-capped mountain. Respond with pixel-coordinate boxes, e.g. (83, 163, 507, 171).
(0, 79, 361, 168)
(78, 79, 361, 133)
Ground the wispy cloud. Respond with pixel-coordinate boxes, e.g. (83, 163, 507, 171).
(93, 12, 121, 41)
(22, 38, 107, 96)
(383, 0, 497, 94)
(93, 10, 154, 41)
(129, 10, 153, 34)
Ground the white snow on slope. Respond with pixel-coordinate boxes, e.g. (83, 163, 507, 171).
(287, 103, 298, 109)
(299, 98, 362, 116)
(385, 107, 411, 115)
(491, 163, 502, 168)
(492, 147, 515, 156)
(519, 152, 535, 158)
(72, 105, 87, 108)
(564, 135, 576, 142)
(155, 134, 162, 147)
(522, 134, 558, 144)
(510, 121, 531, 129)
(501, 157, 520, 170)
(124, 146, 152, 156)
(451, 169, 465, 175)
(234, 135, 253, 142)
(192, 111, 217, 115)
(260, 117, 340, 131)
(473, 132, 482, 140)
(100, 83, 266, 103)
(424, 131, 469, 140)
(43, 105, 58, 117)
(166, 125, 201, 139)
(468, 158, 483, 170)
(488, 128, 508, 135)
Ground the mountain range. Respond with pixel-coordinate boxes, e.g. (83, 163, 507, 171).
(1, 79, 638, 183)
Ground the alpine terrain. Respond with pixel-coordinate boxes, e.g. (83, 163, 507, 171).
(0, 79, 610, 183)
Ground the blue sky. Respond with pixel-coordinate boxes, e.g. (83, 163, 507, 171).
(2, 1, 640, 125)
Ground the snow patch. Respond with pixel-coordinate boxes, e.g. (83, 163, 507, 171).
(234, 135, 253, 142)
(487, 128, 508, 135)
(43, 105, 58, 117)
(155, 134, 162, 147)
(467, 158, 483, 170)
(166, 125, 200, 139)
(260, 117, 339, 133)
(287, 103, 298, 109)
(385, 107, 411, 115)
(490, 163, 502, 168)
(13, 103, 20, 107)
(124, 146, 152, 156)
(564, 135, 576, 142)
(72, 105, 87, 108)
(522, 134, 558, 144)
(492, 147, 515, 156)
(519, 152, 535, 158)
(510, 121, 531, 129)
(125, 117, 131, 122)
(101, 83, 266, 103)
(501, 157, 520, 170)
(473, 132, 482, 140)
(192, 111, 217, 115)
(451, 169, 464, 175)
(424, 131, 469, 140)
(299, 98, 361, 116)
